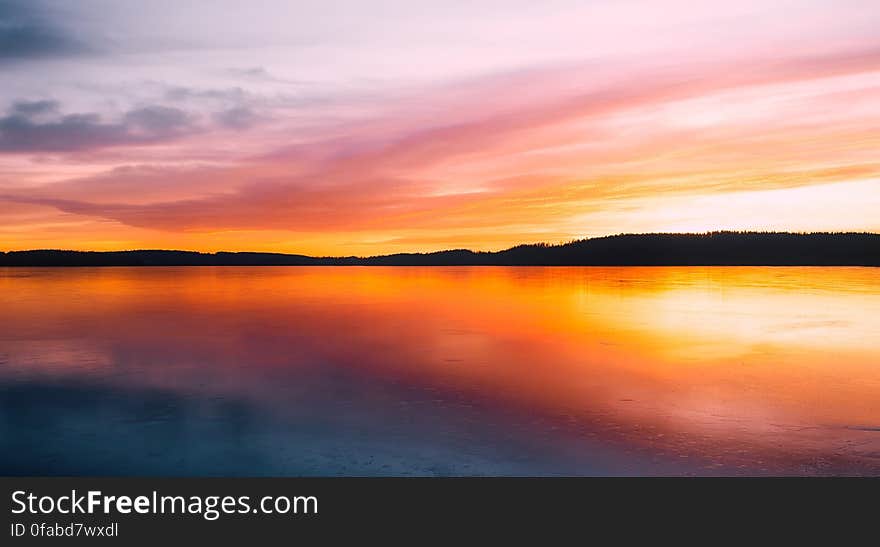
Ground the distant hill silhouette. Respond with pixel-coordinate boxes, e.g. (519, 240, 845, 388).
(1, 232, 878, 266)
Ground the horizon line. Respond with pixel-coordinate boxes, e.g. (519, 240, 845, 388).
(4, 230, 880, 259)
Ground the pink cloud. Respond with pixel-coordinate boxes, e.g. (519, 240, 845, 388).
(3, 40, 880, 248)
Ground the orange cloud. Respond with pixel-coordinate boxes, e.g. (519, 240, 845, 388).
(3, 44, 880, 254)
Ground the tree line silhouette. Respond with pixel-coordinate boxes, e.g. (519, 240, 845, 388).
(1, 232, 878, 266)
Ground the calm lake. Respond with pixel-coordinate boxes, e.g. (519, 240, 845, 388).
(1, 266, 878, 475)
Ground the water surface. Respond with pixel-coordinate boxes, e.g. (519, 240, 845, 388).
(1, 266, 878, 475)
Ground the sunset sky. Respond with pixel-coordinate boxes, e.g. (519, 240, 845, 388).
(1, 0, 879, 255)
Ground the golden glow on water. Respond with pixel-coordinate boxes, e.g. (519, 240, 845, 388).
(2, 266, 879, 474)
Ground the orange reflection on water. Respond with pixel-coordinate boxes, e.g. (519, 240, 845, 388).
(2, 266, 879, 474)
